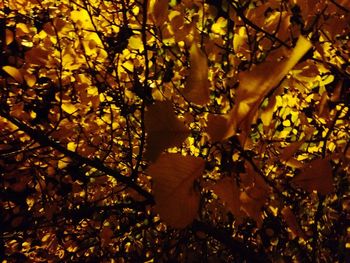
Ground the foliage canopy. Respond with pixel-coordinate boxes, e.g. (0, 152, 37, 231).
(1, 0, 350, 262)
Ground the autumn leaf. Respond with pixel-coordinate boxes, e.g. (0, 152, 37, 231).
(280, 141, 304, 168)
(25, 47, 49, 66)
(208, 177, 243, 222)
(2, 66, 24, 84)
(233, 36, 312, 135)
(183, 43, 210, 105)
(144, 101, 190, 161)
(239, 162, 270, 226)
(149, 0, 169, 27)
(146, 153, 205, 228)
(281, 206, 306, 239)
(291, 158, 334, 195)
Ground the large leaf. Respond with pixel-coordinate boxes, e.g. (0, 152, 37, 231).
(281, 206, 306, 239)
(146, 153, 205, 228)
(233, 36, 312, 134)
(209, 177, 243, 220)
(2, 66, 24, 84)
(183, 43, 210, 105)
(149, 0, 169, 27)
(291, 158, 334, 195)
(144, 101, 190, 161)
(239, 162, 270, 226)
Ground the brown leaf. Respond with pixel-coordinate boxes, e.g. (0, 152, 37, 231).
(210, 177, 242, 217)
(292, 158, 334, 195)
(239, 162, 270, 226)
(151, 0, 169, 27)
(144, 101, 190, 162)
(206, 107, 237, 142)
(183, 43, 210, 105)
(146, 153, 205, 228)
(281, 206, 306, 239)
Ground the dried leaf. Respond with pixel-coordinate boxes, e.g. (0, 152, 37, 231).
(145, 101, 190, 161)
(147, 153, 205, 228)
(183, 43, 210, 105)
(292, 158, 334, 195)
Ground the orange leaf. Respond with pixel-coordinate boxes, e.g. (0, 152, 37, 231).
(183, 43, 210, 105)
(2, 66, 24, 83)
(292, 158, 334, 195)
(147, 153, 205, 228)
(144, 101, 190, 161)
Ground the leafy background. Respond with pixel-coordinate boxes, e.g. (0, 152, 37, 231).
(1, 0, 349, 262)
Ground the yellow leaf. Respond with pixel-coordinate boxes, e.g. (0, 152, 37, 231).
(2, 66, 24, 83)
(146, 153, 205, 228)
(183, 43, 210, 105)
(292, 158, 334, 195)
(211, 17, 227, 35)
(67, 142, 77, 151)
(128, 35, 144, 52)
(144, 101, 190, 161)
(62, 102, 77, 114)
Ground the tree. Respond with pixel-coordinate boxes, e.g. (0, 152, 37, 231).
(1, 0, 349, 262)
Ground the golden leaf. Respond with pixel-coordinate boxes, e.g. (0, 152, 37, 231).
(232, 36, 312, 135)
(144, 101, 190, 161)
(62, 102, 77, 115)
(146, 153, 205, 228)
(2, 66, 24, 83)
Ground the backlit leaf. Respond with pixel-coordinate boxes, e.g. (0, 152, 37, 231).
(232, 36, 312, 134)
(150, 0, 169, 27)
(62, 102, 77, 115)
(146, 153, 205, 228)
(144, 101, 190, 161)
(2, 66, 24, 83)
